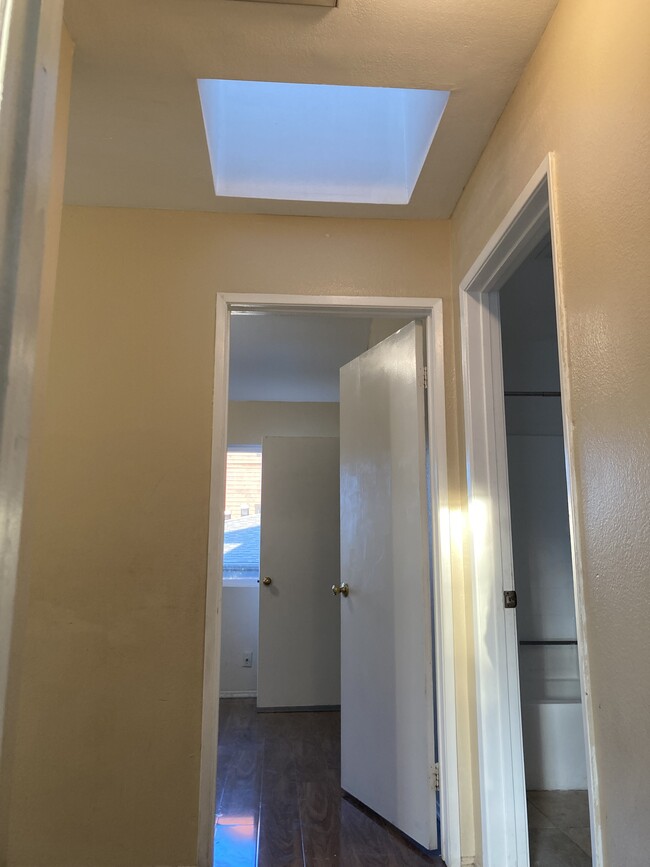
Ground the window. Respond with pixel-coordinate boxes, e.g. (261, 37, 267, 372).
(223, 446, 262, 586)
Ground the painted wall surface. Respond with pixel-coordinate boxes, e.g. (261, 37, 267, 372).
(507, 435, 576, 643)
(367, 317, 413, 348)
(221, 401, 340, 697)
(227, 401, 339, 445)
(1, 23, 74, 866)
(6, 209, 460, 866)
(499, 256, 560, 393)
(219, 588, 259, 697)
(451, 0, 650, 862)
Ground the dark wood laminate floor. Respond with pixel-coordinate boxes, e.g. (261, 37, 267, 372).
(215, 699, 444, 867)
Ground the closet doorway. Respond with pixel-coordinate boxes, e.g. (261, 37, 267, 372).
(459, 158, 601, 867)
(500, 235, 591, 865)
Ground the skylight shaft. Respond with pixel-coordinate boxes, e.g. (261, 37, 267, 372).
(198, 79, 449, 205)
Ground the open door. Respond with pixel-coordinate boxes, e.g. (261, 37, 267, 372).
(339, 321, 438, 850)
(258, 436, 341, 710)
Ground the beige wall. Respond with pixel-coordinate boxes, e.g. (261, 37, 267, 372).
(220, 587, 259, 696)
(451, 0, 650, 863)
(6, 210, 454, 866)
(227, 401, 340, 446)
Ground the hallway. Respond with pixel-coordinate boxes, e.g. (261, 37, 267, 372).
(215, 699, 444, 866)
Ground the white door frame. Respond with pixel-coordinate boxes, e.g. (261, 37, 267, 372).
(0, 0, 64, 782)
(198, 294, 461, 867)
(458, 155, 602, 867)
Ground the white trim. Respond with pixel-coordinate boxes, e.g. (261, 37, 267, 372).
(425, 308, 461, 867)
(547, 159, 603, 867)
(196, 295, 229, 867)
(0, 0, 63, 780)
(459, 155, 602, 867)
(197, 293, 461, 867)
(219, 690, 257, 699)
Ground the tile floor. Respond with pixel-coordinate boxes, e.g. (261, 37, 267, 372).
(215, 698, 443, 866)
(527, 790, 592, 866)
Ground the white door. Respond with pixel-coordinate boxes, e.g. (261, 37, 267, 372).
(339, 321, 438, 850)
(258, 436, 341, 710)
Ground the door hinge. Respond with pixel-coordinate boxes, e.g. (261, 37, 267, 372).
(504, 589, 518, 609)
(433, 762, 440, 792)
(422, 365, 429, 390)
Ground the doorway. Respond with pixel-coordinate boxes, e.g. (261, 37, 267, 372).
(459, 157, 601, 867)
(500, 235, 591, 864)
(198, 296, 460, 867)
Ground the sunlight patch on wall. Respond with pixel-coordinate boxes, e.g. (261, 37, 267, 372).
(198, 79, 449, 204)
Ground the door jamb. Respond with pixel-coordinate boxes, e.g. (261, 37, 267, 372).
(0, 0, 64, 788)
(458, 154, 602, 867)
(198, 294, 461, 867)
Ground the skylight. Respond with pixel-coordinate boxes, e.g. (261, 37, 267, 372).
(198, 80, 449, 205)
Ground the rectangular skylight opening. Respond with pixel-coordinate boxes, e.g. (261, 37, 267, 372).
(198, 80, 449, 205)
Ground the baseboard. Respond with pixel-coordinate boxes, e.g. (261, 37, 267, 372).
(219, 690, 257, 698)
(461, 856, 480, 867)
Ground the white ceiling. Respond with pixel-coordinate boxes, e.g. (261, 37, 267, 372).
(229, 313, 372, 401)
(62, 0, 558, 219)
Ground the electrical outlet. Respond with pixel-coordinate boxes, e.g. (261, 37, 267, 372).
(242, 651, 253, 668)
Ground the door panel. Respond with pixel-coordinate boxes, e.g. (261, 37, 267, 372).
(339, 321, 438, 850)
(258, 436, 340, 710)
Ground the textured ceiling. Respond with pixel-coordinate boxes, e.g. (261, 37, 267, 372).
(62, 0, 558, 219)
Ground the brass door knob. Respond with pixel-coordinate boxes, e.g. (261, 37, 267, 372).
(332, 583, 349, 598)
(262, 576, 272, 586)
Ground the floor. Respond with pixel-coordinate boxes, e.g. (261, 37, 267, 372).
(215, 699, 444, 866)
(527, 790, 592, 866)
